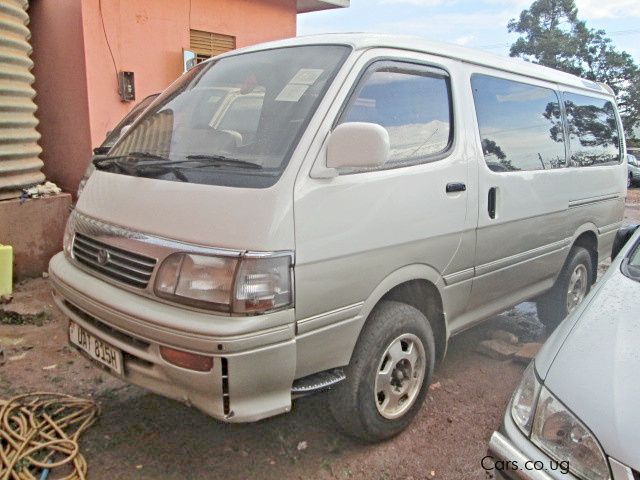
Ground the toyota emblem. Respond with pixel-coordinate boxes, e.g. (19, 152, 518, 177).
(97, 249, 110, 265)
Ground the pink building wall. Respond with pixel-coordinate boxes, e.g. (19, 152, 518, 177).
(30, 0, 297, 195)
(30, 0, 93, 195)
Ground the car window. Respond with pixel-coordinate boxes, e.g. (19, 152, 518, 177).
(626, 239, 640, 281)
(101, 93, 160, 150)
(339, 62, 452, 171)
(564, 93, 621, 167)
(471, 74, 566, 172)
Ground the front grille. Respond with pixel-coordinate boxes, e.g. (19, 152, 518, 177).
(72, 232, 156, 288)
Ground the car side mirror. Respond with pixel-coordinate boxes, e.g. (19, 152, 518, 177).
(93, 146, 110, 155)
(119, 124, 132, 138)
(611, 224, 640, 259)
(326, 122, 390, 170)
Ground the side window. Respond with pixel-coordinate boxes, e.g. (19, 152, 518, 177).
(564, 93, 621, 167)
(471, 74, 566, 172)
(339, 62, 452, 170)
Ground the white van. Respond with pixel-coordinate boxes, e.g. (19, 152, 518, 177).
(49, 34, 626, 441)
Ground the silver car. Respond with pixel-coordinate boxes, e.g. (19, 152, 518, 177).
(487, 224, 640, 480)
(628, 153, 640, 187)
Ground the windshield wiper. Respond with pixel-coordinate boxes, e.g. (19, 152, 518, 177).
(93, 151, 170, 168)
(93, 151, 190, 181)
(185, 154, 262, 170)
(93, 152, 262, 181)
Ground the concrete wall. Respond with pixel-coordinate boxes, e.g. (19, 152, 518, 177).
(190, 0, 297, 49)
(31, 0, 297, 195)
(0, 194, 72, 279)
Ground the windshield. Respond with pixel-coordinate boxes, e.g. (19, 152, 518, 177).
(99, 45, 351, 188)
(626, 238, 640, 281)
(100, 93, 160, 151)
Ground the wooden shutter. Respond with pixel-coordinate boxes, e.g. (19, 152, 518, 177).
(190, 30, 236, 63)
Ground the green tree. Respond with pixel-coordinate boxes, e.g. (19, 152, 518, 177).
(508, 0, 640, 139)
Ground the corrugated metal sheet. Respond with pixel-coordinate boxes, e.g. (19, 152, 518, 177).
(0, 0, 43, 200)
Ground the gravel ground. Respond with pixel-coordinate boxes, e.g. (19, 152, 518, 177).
(1, 187, 638, 479)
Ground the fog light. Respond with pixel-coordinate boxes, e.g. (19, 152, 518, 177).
(159, 346, 213, 372)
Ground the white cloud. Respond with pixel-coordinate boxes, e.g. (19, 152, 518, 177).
(374, 9, 515, 38)
(377, 0, 454, 5)
(454, 34, 475, 46)
(575, 0, 640, 19)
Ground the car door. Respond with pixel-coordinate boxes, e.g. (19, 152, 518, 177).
(464, 70, 572, 319)
(293, 50, 477, 359)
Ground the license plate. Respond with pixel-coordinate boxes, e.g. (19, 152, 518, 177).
(69, 321, 123, 375)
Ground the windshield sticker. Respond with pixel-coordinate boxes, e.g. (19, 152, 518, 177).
(275, 84, 309, 102)
(289, 68, 324, 85)
(275, 68, 324, 102)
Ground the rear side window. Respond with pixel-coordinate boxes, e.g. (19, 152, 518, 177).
(339, 61, 453, 170)
(564, 93, 621, 167)
(471, 74, 566, 172)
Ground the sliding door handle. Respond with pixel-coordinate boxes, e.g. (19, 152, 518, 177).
(488, 187, 497, 219)
(446, 182, 466, 193)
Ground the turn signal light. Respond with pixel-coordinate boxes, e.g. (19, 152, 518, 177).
(159, 346, 213, 372)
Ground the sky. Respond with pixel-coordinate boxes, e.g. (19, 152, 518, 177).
(298, 0, 640, 64)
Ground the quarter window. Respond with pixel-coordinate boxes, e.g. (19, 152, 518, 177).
(471, 74, 566, 172)
(564, 93, 621, 167)
(339, 62, 452, 170)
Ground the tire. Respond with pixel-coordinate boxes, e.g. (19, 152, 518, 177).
(629, 172, 633, 188)
(536, 246, 593, 330)
(328, 301, 435, 442)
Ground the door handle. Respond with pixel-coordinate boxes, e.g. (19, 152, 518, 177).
(446, 182, 466, 193)
(488, 187, 497, 219)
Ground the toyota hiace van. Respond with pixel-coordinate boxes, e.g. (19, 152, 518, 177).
(50, 34, 627, 441)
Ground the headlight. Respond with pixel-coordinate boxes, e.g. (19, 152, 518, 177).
(154, 252, 293, 314)
(510, 362, 540, 436)
(531, 387, 610, 480)
(77, 162, 95, 198)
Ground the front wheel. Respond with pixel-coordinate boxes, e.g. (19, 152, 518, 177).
(328, 301, 435, 442)
(537, 246, 593, 330)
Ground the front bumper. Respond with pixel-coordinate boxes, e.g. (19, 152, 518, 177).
(486, 411, 578, 480)
(49, 252, 297, 422)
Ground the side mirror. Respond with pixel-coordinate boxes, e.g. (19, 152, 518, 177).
(119, 124, 132, 138)
(611, 224, 640, 259)
(93, 146, 110, 155)
(326, 122, 390, 170)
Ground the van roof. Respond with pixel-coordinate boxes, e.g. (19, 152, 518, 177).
(226, 33, 612, 97)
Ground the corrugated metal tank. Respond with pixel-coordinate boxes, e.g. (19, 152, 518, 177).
(0, 0, 43, 200)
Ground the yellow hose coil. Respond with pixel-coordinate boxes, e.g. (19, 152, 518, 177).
(0, 393, 99, 480)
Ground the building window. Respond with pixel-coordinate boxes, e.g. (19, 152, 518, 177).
(189, 29, 236, 64)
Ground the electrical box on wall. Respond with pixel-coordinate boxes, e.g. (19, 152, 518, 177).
(118, 71, 135, 102)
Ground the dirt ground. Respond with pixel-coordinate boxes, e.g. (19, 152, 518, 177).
(1, 187, 639, 480)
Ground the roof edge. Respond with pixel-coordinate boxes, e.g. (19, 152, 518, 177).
(297, 0, 350, 14)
